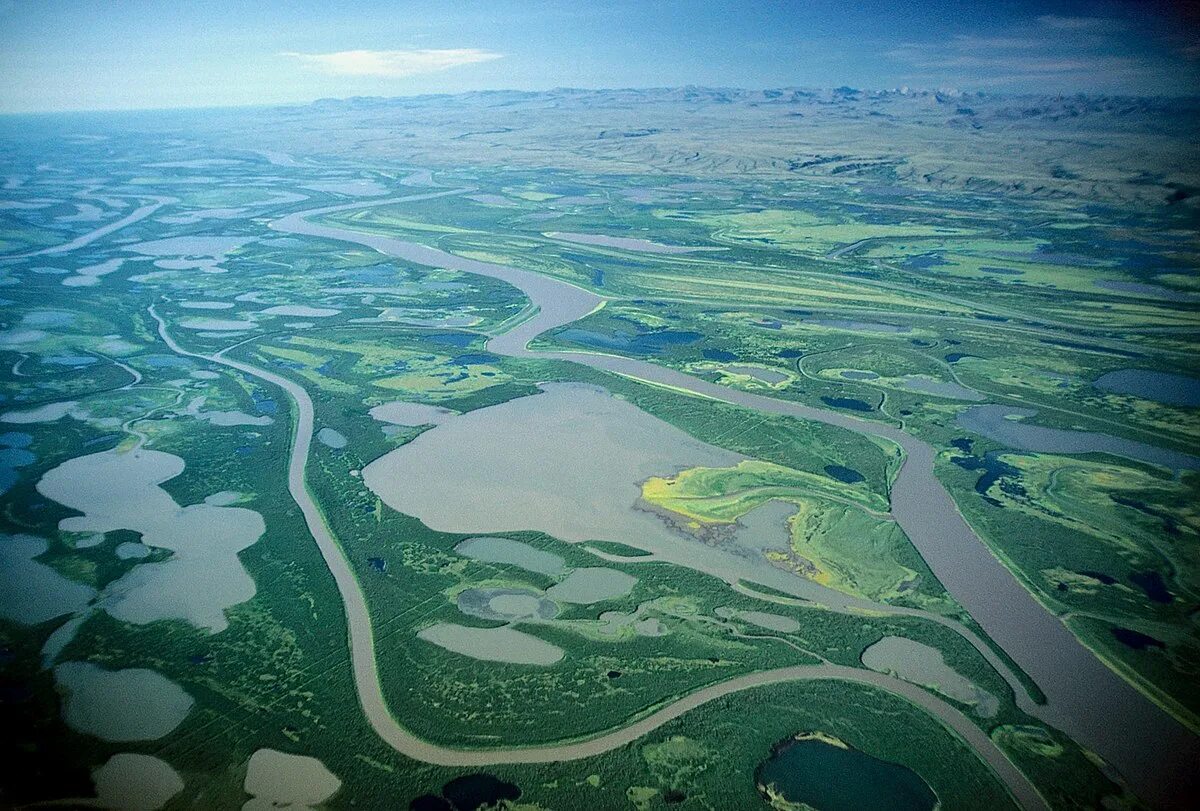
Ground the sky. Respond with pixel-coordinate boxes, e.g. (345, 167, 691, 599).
(0, 0, 1197, 113)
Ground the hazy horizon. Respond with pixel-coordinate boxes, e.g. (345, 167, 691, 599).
(1, 0, 1197, 113)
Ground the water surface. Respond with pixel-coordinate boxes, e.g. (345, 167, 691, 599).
(899, 376, 984, 401)
(757, 737, 937, 811)
(55, 661, 193, 741)
(453, 536, 565, 576)
(957, 405, 1199, 470)
(862, 636, 998, 716)
(38, 447, 265, 631)
(418, 623, 564, 665)
(723, 365, 788, 384)
(546, 567, 637, 604)
(243, 748, 342, 808)
(91, 753, 183, 811)
(0, 534, 96, 624)
(1093, 369, 1200, 407)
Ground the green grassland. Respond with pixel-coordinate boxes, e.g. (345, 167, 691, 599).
(0, 276, 1095, 807)
(233, 323, 1120, 802)
(298, 164, 1200, 739)
(638, 460, 956, 613)
(936, 445, 1200, 731)
(0, 120, 1192, 811)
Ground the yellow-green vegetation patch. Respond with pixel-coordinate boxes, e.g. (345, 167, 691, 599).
(1157, 273, 1200, 292)
(626, 786, 660, 810)
(992, 725, 1064, 758)
(286, 335, 433, 373)
(642, 461, 952, 610)
(689, 361, 794, 389)
(642, 735, 714, 790)
(792, 730, 850, 748)
(687, 208, 972, 253)
(865, 236, 1046, 261)
(770, 498, 946, 609)
(1089, 395, 1200, 444)
(373, 364, 509, 400)
(917, 253, 1108, 294)
(254, 345, 356, 394)
(1040, 298, 1200, 328)
(378, 308, 484, 328)
(597, 304, 672, 330)
(642, 459, 887, 518)
(633, 270, 963, 313)
(951, 356, 1084, 396)
(256, 344, 326, 367)
(1039, 567, 1137, 599)
(275, 335, 510, 400)
(456, 249, 524, 266)
(326, 207, 479, 234)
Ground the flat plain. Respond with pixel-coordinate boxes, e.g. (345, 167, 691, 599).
(0, 87, 1197, 810)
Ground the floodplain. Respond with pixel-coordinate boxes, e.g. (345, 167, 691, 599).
(0, 87, 1197, 811)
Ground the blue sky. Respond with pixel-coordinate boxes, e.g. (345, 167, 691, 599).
(0, 0, 1197, 112)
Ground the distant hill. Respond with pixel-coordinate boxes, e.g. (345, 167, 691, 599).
(201, 86, 1200, 206)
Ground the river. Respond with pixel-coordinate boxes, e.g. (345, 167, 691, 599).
(172, 189, 1198, 808)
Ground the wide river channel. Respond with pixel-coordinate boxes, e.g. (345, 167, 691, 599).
(220, 191, 1198, 809)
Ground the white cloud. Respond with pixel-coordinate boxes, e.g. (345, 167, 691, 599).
(281, 48, 503, 78)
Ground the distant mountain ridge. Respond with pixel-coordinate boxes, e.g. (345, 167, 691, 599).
(304, 85, 1200, 127)
(228, 86, 1200, 206)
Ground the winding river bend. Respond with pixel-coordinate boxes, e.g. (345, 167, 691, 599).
(160, 191, 1196, 809)
(150, 304, 1044, 811)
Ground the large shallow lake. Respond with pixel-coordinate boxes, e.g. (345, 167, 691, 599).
(363, 383, 918, 610)
(862, 635, 998, 717)
(1093, 369, 1200, 407)
(454, 536, 566, 576)
(958, 405, 1199, 470)
(55, 661, 193, 741)
(91, 753, 183, 811)
(363, 382, 740, 545)
(243, 748, 342, 809)
(0, 533, 96, 624)
(418, 623, 564, 665)
(37, 447, 265, 631)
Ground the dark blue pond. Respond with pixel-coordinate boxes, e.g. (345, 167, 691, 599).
(1129, 571, 1172, 604)
(409, 774, 521, 811)
(824, 464, 865, 484)
(1093, 369, 1200, 408)
(821, 396, 873, 412)
(1112, 628, 1165, 651)
(757, 737, 937, 811)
